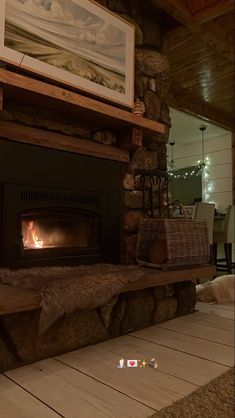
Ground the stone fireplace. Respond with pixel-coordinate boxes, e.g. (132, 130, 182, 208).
(0, 0, 171, 267)
(0, 0, 201, 374)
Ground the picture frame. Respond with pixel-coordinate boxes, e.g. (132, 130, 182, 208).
(0, 0, 135, 107)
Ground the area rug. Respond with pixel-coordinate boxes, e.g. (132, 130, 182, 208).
(0, 265, 147, 332)
(149, 367, 234, 418)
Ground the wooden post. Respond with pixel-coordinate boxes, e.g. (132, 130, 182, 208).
(232, 131, 235, 205)
(0, 87, 3, 112)
(117, 127, 143, 150)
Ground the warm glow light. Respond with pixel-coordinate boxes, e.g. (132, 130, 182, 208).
(24, 221, 44, 249)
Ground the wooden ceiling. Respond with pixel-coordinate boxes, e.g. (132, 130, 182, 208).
(151, 0, 235, 130)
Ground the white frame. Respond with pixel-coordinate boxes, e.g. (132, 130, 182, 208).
(0, 0, 135, 107)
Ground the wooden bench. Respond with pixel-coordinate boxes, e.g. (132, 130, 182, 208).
(0, 285, 41, 315)
(0, 265, 215, 316)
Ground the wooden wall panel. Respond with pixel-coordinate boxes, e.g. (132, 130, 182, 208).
(168, 133, 233, 209)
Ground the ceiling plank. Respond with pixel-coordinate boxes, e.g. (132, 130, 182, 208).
(151, 0, 234, 62)
(189, 0, 235, 24)
(167, 91, 233, 130)
(199, 20, 234, 62)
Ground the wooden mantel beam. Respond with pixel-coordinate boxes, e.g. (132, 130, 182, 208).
(151, 0, 234, 62)
(0, 121, 130, 163)
(0, 68, 165, 139)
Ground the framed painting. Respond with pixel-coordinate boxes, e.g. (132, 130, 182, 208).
(0, 0, 135, 107)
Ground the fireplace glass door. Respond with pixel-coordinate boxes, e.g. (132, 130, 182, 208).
(20, 209, 101, 255)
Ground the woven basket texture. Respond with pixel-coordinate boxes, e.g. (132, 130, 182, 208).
(136, 218, 210, 270)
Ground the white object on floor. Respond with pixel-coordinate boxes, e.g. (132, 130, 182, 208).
(196, 274, 235, 304)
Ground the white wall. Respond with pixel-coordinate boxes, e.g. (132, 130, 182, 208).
(169, 132, 233, 211)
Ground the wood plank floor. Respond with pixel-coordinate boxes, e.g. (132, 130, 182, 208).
(1, 302, 234, 418)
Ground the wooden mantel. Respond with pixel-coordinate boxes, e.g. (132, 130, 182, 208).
(0, 68, 165, 138)
(0, 120, 130, 163)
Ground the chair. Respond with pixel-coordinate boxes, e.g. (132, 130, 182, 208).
(192, 202, 215, 264)
(213, 205, 234, 274)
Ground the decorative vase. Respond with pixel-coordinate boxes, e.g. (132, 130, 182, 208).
(132, 98, 145, 117)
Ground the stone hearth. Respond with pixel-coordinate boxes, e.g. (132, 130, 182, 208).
(0, 278, 196, 371)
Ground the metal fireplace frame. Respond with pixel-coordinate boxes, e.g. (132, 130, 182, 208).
(0, 139, 124, 268)
(2, 183, 110, 266)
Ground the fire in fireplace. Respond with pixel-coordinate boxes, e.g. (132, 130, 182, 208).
(21, 210, 100, 251)
(1, 184, 116, 267)
(2, 185, 109, 266)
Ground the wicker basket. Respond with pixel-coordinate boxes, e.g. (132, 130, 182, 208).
(136, 218, 210, 270)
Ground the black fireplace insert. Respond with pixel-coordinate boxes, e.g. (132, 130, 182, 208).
(21, 208, 100, 252)
(0, 139, 124, 267)
(2, 184, 111, 266)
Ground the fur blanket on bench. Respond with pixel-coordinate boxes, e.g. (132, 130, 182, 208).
(0, 265, 146, 332)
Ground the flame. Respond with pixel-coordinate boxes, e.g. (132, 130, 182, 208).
(24, 220, 44, 249)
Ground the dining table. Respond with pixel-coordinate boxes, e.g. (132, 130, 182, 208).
(172, 206, 226, 233)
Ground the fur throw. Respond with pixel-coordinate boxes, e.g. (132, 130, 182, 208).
(0, 265, 145, 332)
(196, 275, 235, 304)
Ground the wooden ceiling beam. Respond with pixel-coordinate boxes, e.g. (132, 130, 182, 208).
(189, 0, 235, 24)
(151, 0, 192, 26)
(167, 91, 233, 130)
(151, 0, 234, 62)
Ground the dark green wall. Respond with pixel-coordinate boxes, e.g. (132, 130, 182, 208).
(169, 167, 202, 205)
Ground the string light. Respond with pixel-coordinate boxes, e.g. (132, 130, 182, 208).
(168, 165, 202, 179)
(167, 127, 210, 180)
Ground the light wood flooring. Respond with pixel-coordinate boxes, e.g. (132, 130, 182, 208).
(1, 302, 234, 418)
